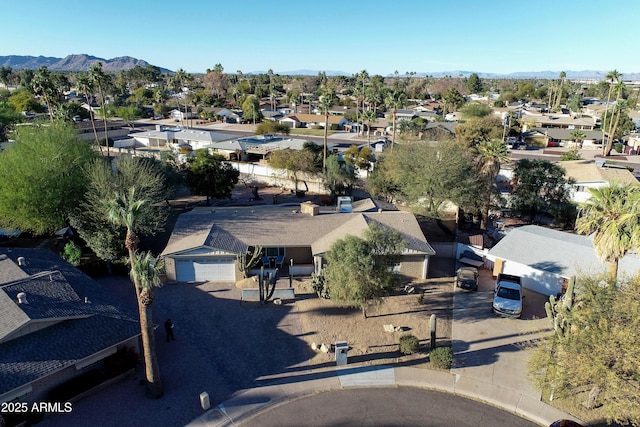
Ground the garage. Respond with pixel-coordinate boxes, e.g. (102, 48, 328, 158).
(174, 257, 236, 282)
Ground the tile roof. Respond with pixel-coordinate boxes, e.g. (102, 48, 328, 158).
(161, 204, 435, 257)
(488, 225, 640, 278)
(0, 248, 140, 395)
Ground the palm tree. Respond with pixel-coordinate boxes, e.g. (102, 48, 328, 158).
(476, 140, 510, 229)
(318, 87, 336, 171)
(361, 109, 377, 147)
(569, 129, 587, 148)
(31, 66, 55, 121)
(105, 188, 163, 398)
(575, 183, 640, 283)
(601, 70, 621, 155)
(89, 63, 112, 159)
(385, 89, 406, 151)
(76, 72, 102, 154)
(603, 80, 627, 156)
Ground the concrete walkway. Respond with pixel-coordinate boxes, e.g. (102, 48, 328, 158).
(187, 267, 583, 427)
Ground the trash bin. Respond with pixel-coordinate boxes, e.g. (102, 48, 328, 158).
(335, 341, 348, 366)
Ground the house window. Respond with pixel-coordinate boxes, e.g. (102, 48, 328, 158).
(265, 247, 284, 257)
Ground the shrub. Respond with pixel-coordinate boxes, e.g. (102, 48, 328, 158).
(311, 270, 329, 299)
(560, 149, 582, 161)
(614, 142, 624, 153)
(417, 290, 426, 305)
(430, 346, 453, 369)
(61, 241, 82, 266)
(399, 334, 419, 355)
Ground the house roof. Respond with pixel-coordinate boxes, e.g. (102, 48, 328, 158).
(0, 248, 139, 395)
(488, 225, 640, 278)
(161, 204, 435, 257)
(527, 127, 602, 141)
(283, 114, 347, 125)
(560, 160, 639, 185)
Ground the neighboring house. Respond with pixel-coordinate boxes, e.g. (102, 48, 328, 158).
(520, 111, 598, 130)
(129, 126, 236, 150)
(206, 135, 331, 161)
(523, 127, 603, 148)
(0, 248, 140, 406)
(486, 225, 640, 296)
(160, 202, 435, 283)
(279, 114, 349, 129)
(261, 110, 285, 121)
(560, 159, 639, 203)
(169, 108, 197, 122)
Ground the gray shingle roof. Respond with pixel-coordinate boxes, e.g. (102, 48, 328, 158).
(161, 205, 435, 257)
(488, 225, 640, 277)
(0, 248, 140, 395)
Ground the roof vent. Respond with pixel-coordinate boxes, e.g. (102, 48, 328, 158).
(17, 292, 28, 304)
(17, 256, 25, 266)
(49, 274, 54, 282)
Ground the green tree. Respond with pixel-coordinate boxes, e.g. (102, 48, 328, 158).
(268, 148, 317, 192)
(61, 241, 82, 266)
(0, 101, 23, 141)
(529, 274, 640, 426)
(366, 156, 401, 203)
(560, 149, 582, 161)
(241, 95, 262, 123)
(76, 72, 101, 153)
(255, 120, 290, 135)
(8, 87, 43, 113)
(569, 129, 586, 148)
(343, 144, 374, 173)
(475, 139, 510, 229)
(324, 223, 405, 317)
(466, 73, 483, 93)
(186, 150, 240, 205)
(454, 115, 503, 146)
(0, 121, 97, 234)
(511, 159, 575, 225)
(361, 109, 377, 146)
(460, 102, 492, 119)
(115, 105, 143, 129)
(105, 191, 164, 398)
(601, 70, 622, 155)
(575, 183, 640, 282)
(441, 86, 465, 114)
(325, 153, 356, 200)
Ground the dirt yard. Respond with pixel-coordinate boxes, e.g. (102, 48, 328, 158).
(241, 270, 454, 369)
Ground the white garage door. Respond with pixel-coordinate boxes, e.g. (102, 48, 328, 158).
(175, 257, 236, 282)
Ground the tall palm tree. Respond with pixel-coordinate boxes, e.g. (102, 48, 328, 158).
(105, 188, 164, 398)
(601, 70, 621, 155)
(76, 72, 102, 154)
(89, 63, 112, 159)
(476, 140, 510, 229)
(576, 183, 640, 283)
(385, 89, 406, 151)
(603, 80, 627, 156)
(31, 66, 55, 121)
(318, 86, 336, 171)
(361, 109, 377, 147)
(569, 129, 587, 148)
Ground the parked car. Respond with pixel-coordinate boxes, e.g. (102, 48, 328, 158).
(455, 267, 479, 291)
(492, 273, 523, 318)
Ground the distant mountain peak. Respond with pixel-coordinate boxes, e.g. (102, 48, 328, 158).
(0, 54, 171, 73)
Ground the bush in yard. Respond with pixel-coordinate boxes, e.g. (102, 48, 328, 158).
(399, 334, 419, 355)
(62, 241, 82, 266)
(430, 346, 453, 369)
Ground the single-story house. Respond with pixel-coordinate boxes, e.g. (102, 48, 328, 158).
(560, 159, 639, 203)
(521, 112, 598, 130)
(169, 108, 197, 122)
(279, 113, 349, 130)
(129, 126, 237, 150)
(206, 135, 332, 161)
(160, 202, 435, 283)
(486, 225, 640, 296)
(523, 127, 603, 148)
(0, 248, 140, 407)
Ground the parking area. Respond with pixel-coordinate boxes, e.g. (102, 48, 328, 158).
(451, 267, 551, 399)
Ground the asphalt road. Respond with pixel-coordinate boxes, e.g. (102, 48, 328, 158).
(240, 387, 540, 427)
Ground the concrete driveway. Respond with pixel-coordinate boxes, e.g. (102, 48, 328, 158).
(451, 267, 551, 400)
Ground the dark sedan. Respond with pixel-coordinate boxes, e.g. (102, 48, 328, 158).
(455, 267, 479, 291)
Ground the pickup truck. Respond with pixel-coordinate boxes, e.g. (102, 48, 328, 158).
(492, 273, 523, 318)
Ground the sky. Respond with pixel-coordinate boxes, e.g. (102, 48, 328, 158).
(3, 0, 639, 76)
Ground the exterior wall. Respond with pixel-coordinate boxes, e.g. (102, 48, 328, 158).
(164, 257, 177, 281)
(286, 246, 313, 265)
(488, 256, 564, 296)
(231, 162, 328, 194)
(400, 254, 428, 280)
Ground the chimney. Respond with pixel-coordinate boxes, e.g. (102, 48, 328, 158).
(17, 292, 28, 304)
(17, 256, 25, 266)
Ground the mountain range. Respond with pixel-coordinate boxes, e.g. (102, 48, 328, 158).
(0, 54, 172, 73)
(1, 54, 638, 80)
